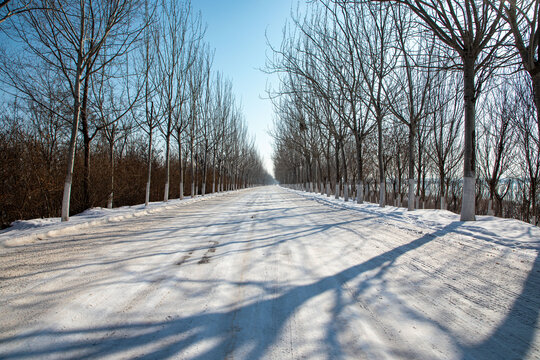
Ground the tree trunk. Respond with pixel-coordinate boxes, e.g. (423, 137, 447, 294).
(326, 152, 331, 197)
(80, 63, 97, 213)
(178, 131, 184, 200)
(531, 177, 538, 225)
(461, 55, 477, 221)
(317, 156, 323, 194)
(487, 181, 496, 216)
(408, 123, 416, 211)
(190, 138, 195, 197)
(529, 71, 540, 143)
(107, 140, 114, 209)
(355, 136, 364, 204)
(145, 128, 153, 206)
(217, 161, 222, 193)
(340, 142, 348, 202)
(212, 148, 217, 194)
(195, 154, 199, 195)
(377, 113, 385, 207)
(532, 72, 540, 224)
(164, 132, 170, 202)
(335, 139, 340, 199)
(61, 76, 82, 221)
(201, 139, 208, 196)
(82, 127, 91, 210)
(439, 170, 446, 210)
(305, 154, 311, 192)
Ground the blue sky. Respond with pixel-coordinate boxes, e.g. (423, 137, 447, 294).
(191, 0, 300, 176)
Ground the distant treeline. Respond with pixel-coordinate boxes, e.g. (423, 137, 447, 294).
(0, 0, 272, 227)
(268, 0, 539, 224)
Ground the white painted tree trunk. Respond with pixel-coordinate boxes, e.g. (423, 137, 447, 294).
(440, 196, 446, 210)
(487, 200, 494, 216)
(61, 71, 83, 221)
(61, 183, 72, 221)
(379, 183, 385, 208)
(145, 182, 150, 207)
(356, 182, 363, 204)
(164, 182, 169, 202)
(335, 183, 340, 199)
(179, 182, 184, 200)
(408, 179, 415, 211)
(202, 183, 206, 196)
(461, 55, 476, 221)
(344, 182, 349, 202)
(461, 177, 476, 221)
(164, 133, 171, 202)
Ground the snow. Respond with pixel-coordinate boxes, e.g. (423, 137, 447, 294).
(288, 187, 540, 252)
(0, 191, 232, 248)
(0, 185, 539, 359)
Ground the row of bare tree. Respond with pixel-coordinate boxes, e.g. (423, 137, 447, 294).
(268, 0, 539, 224)
(0, 0, 271, 227)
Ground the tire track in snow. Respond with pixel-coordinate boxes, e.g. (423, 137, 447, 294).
(282, 190, 413, 359)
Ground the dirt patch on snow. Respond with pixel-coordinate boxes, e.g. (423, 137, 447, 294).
(198, 241, 219, 264)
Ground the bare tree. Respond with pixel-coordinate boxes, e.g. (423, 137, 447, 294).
(268, 5, 370, 202)
(427, 72, 463, 210)
(387, 0, 507, 220)
(353, 1, 397, 207)
(478, 82, 516, 216)
(155, 0, 200, 202)
(8, 0, 144, 220)
(187, 44, 211, 197)
(384, 5, 437, 210)
(210, 73, 232, 194)
(199, 51, 214, 196)
(129, 0, 158, 207)
(317, 1, 376, 203)
(92, 54, 139, 209)
(513, 73, 540, 224)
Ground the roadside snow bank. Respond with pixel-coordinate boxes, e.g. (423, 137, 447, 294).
(0, 191, 235, 248)
(283, 186, 540, 252)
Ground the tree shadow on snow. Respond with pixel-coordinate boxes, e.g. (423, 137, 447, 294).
(1, 222, 468, 359)
(458, 250, 540, 359)
(1, 191, 539, 359)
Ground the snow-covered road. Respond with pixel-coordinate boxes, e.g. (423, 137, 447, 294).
(1, 186, 539, 359)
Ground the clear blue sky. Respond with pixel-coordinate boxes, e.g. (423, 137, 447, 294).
(191, 0, 300, 176)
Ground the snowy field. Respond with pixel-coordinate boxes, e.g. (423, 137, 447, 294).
(0, 185, 539, 359)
